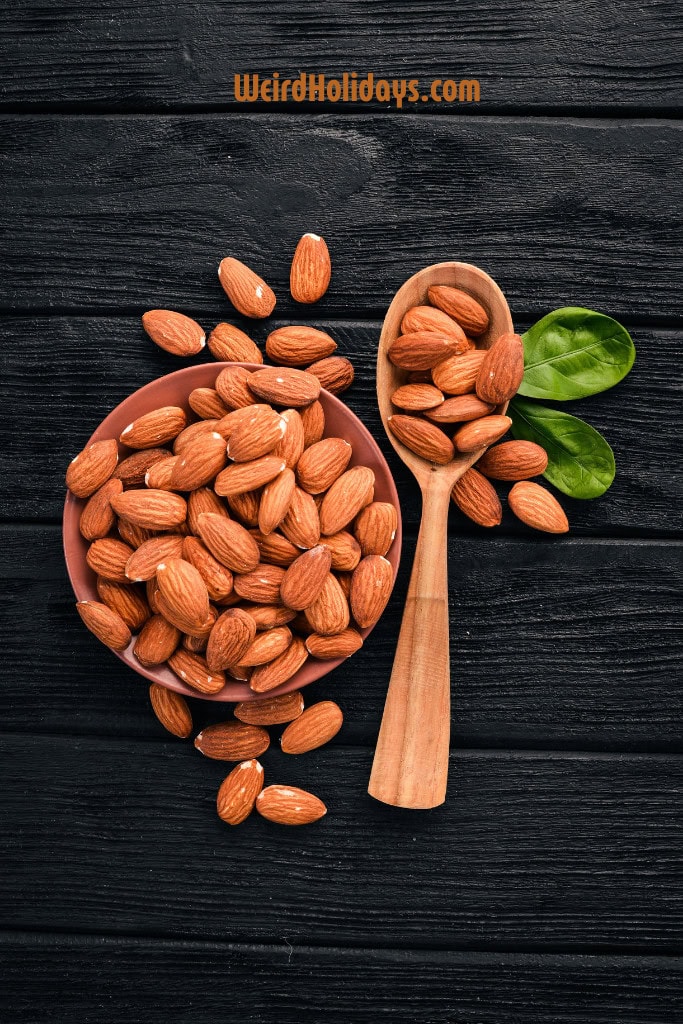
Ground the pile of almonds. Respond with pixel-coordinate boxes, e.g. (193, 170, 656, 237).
(386, 285, 569, 534)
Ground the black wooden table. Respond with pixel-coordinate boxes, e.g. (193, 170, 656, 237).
(1, 4, 682, 1021)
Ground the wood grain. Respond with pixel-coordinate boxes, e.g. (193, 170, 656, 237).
(0, 117, 681, 319)
(1, 734, 680, 948)
(2, 526, 680, 748)
(1, 318, 680, 535)
(1, 0, 680, 111)
(1, 934, 681, 1024)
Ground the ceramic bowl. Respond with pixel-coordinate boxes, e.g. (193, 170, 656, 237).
(63, 363, 402, 701)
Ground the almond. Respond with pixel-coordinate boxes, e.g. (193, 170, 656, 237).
(304, 573, 350, 635)
(248, 367, 321, 408)
(249, 529, 300, 567)
(214, 405, 261, 441)
(183, 632, 208, 654)
(79, 477, 123, 541)
(305, 628, 363, 660)
(76, 600, 131, 651)
(195, 721, 270, 760)
(241, 603, 297, 630)
(134, 614, 181, 666)
(266, 326, 337, 367)
(319, 466, 375, 535)
(169, 432, 227, 490)
(354, 502, 398, 557)
(406, 369, 435, 384)
(218, 256, 276, 319)
(215, 456, 285, 497)
(255, 785, 326, 825)
(117, 518, 155, 549)
(234, 564, 287, 604)
(196, 513, 260, 573)
(156, 558, 210, 633)
(168, 648, 226, 694)
(300, 400, 325, 447)
(226, 405, 286, 462)
(258, 468, 296, 535)
(142, 309, 205, 356)
(173, 420, 220, 455)
(86, 537, 135, 582)
(207, 322, 263, 363)
(387, 415, 454, 465)
(119, 407, 187, 449)
(428, 285, 490, 336)
(111, 489, 187, 530)
(187, 487, 230, 535)
(206, 607, 257, 671)
(508, 481, 569, 534)
(234, 692, 304, 725)
(280, 487, 321, 549)
(432, 350, 486, 394)
(215, 365, 258, 409)
(146, 577, 162, 614)
(124, 534, 184, 581)
(217, 760, 265, 825)
(66, 439, 119, 498)
(401, 305, 469, 345)
(239, 626, 292, 667)
(424, 394, 495, 424)
(290, 232, 331, 304)
(280, 545, 332, 610)
(272, 409, 305, 468)
(144, 456, 179, 490)
(451, 468, 503, 527)
(296, 437, 352, 495)
(476, 332, 525, 404)
(188, 388, 230, 420)
(96, 578, 150, 631)
(305, 356, 355, 395)
(452, 414, 512, 453)
(113, 448, 172, 487)
(280, 700, 343, 754)
(477, 440, 549, 481)
(157, 596, 215, 640)
(391, 383, 444, 411)
(320, 530, 362, 571)
(249, 636, 308, 693)
(350, 555, 393, 629)
(387, 332, 460, 371)
(226, 489, 261, 527)
(149, 682, 193, 738)
(180, 536, 233, 601)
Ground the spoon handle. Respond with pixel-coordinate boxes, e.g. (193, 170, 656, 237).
(368, 475, 451, 809)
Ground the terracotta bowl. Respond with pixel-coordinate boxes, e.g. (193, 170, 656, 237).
(63, 363, 402, 701)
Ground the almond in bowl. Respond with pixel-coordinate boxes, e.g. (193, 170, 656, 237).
(63, 363, 402, 702)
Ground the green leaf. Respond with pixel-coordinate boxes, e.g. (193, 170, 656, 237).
(519, 307, 635, 400)
(509, 397, 615, 499)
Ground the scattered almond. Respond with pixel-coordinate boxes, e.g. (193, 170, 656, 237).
(218, 256, 276, 319)
(142, 309, 205, 357)
(508, 481, 569, 534)
(76, 600, 132, 651)
(476, 440, 549, 481)
(217, 760, 265, 824)
(256, 785, 327, 825)
(266, 326, 337, 367)
(305, 356, 355, 395)
(451, 468, 503, 527)
(452, 414, 512, 453)
(280, 700, 343, 754)
(290, 232, 331, 304)
(248, 366, 321, 408)
(195, 721, 270, 760)
(207, 322, 263, 363)
(149, 682, 193, 738)
(234, 691, 304, 725)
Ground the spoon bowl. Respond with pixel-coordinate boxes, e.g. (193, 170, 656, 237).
(369, 262, 513, 808)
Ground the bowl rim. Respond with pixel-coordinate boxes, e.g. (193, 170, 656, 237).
(63, 362, 402, 701)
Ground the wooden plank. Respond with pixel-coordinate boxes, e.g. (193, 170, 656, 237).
(1, 317, 680, 535)
(1, 934, 681, 1024)
(1, 116, 681, 319)
(1, 526, 680, 748)
(1, 0, 681, 111)
(0, 734, 680, 947)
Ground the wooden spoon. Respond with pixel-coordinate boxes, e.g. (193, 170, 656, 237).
(369, 262, 513, 808)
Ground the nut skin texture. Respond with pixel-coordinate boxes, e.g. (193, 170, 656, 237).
(156, 558, 211, 634)
(305, 356, 355, 395)
(391, 383, 445, 412)
(207, 323, 263, 363)
(280, 700, 343, 754)
(79, 477, 123, 541)
(290, 233, 332, 304)
(167, 649, 226, 694)
(256, 785, 327, 825)
(234, 692, 304, 725)
(248, 367, 322, 408)
(195, 721, 270, 760)
(265, 326, 337, 367)
(249, 636, 308, 693)
(350, 555, 394, 629)
(451, 468, 503, 528)
(206, 608, 257, 671)
(66, 439, 119, 498)
(354, 502, 398, 557)
(215, 456, 286, 497)
(217, 760, 265, 825)
(424, 394, 494, 425)
(149, 682, 193, 738)
(431, 350, 486, 395)
(142, 310, 205, 357)
(134, 615, 181, 667)
(76, 600, 132, 652)
(119, 407, 187, 449)
(427, 285, 490, 336)
(296, 438, 352, 495)
(280, 545, 333, 611)
(319, 467, 375, 536)
(387, 415, 455, 466)
(305, 628, 363, 660)
(218, 257, 276, 319)
(401, 305, 469, 345)
(86, 538, 135, 583)
(452, 415, 512, 454)
(387, 332, 460, 371)
(111, 490, 187, 530)
(125, 535, 184, 582)
(476, 440, 549, 481)
(475, 332, 525, 405)
(508, 481, 569, 534)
